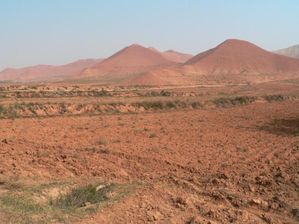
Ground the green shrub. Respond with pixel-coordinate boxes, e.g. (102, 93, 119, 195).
(160, 90, 171, 96)
(59, 103, 68, 114)
(191, 102, 201, 109)
(165, 101, 177, 109)
(0, 105, 5, 114)
(92, 89, 111, 97)
(264, 95, 288, 102)
(213, 96, 256, 107)
(145, 90, 171, 97)
(27, 103, 38, 115)
(52, 183, 114, 209)
(137, 101, 164, 110)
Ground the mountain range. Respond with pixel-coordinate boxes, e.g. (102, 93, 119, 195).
(1, 39, 299, 85)
(128, 40, 299, 85)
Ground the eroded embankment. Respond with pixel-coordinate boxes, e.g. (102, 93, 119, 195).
(0, 94, 297, 119)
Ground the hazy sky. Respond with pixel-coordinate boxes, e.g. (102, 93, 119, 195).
(1, 0, 298, 70)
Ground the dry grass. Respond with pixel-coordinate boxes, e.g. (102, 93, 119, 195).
(0, 178, 137, 224)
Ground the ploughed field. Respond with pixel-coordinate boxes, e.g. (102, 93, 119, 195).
(0, 80, 298, 223)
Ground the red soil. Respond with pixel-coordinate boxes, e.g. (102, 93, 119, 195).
(0, 100, 298, 223)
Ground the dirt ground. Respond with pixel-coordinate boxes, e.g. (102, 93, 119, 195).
(0, 80, 299, 223)
(0, 94, 298, 223)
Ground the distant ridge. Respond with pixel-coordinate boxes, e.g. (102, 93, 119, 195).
(162, 50, 193, 63)
(0, 58, 103, 81)
(275, 44, 299, 59)
(2, 39, 299, 85)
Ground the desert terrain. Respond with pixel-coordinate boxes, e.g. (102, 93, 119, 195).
(1, 0, 299, 223)
(0, 38, 299, 224)
(0, 78, 298, 224)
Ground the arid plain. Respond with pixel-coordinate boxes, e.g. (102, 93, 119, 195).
(0, 79, 298, 224)
(0, 39, 299, 224)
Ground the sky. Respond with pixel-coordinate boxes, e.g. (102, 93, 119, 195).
(0, 0, 299, 70)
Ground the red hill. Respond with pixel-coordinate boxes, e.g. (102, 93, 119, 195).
(185, 39, 299, 75)
(79, 44, 175, 78)
(128, 39, 299, 85)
